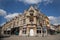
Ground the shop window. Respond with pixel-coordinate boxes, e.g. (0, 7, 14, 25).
(22, 28, 26, 34)
(4, 31, 6, 34)
(23, 30, 26, 34)
(37, 27, 41, 34)
(37, 30, 41, 33)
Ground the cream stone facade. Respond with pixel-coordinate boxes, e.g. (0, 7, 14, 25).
(2, 6, 50, 36)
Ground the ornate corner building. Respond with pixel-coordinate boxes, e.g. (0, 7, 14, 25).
(2, 6, 50, 36)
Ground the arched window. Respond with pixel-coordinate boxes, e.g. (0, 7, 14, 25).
(29, 10, 34, 12)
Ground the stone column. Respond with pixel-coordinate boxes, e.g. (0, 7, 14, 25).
(19, 30, 22, 36)
(1, 30, 4, 35)
(41, 27, 43, 37)
(26, 27, 29, 36)
(19, 27, 22, 36)
(43, 26, 47, 37)
(1, 27, 5, 35)
(34, 27, 37, 36)
(45, 28, 47, 36)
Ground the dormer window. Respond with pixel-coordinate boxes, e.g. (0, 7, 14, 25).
(29, 10, 34, 16)
(30, 13, 33, 16)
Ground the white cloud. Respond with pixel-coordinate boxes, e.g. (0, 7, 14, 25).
(18, 0, 53, 4)
(0, 9, 6, 16)
(5, 13, 20, 21)
(48, 16, 60, 25)
(43, 0, 53, 5)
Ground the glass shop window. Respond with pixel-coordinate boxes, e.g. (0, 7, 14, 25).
(37, 27, 41, 33)
(22, 28, 26, 34)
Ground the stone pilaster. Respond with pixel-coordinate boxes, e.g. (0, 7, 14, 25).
(34, 27, 37, 36)
(26, 27, 29, 36)
(41, 27, 43, 37)
(19, 27, 22, 36)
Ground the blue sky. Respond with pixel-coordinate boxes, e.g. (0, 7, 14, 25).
(0, 0, 60, 26)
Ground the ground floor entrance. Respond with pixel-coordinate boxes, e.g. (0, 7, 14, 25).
(29, 29, 34, 36)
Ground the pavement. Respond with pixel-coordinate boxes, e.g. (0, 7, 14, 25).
(0, 34, 60, 40)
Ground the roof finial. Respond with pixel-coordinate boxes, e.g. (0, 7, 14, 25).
(33, 4, 38, 9)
